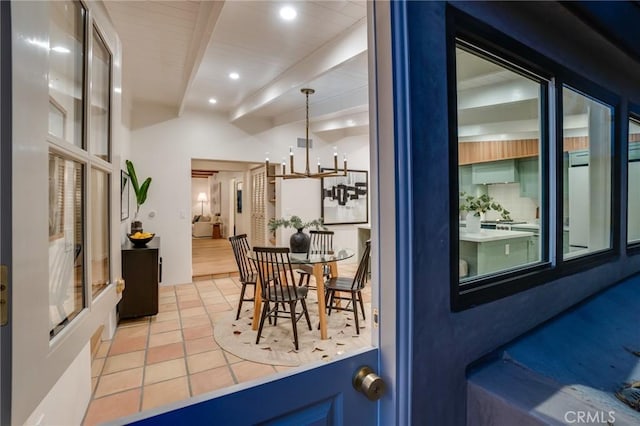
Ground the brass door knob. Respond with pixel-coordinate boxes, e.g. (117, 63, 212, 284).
(353, 366, 385, 401)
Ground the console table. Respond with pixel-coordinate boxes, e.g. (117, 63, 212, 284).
(120, 237, 161, 319)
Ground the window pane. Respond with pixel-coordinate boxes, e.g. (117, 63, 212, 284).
(91, 169, 110, 299)
(48, 0, 85, 148)
(49, 154, 85, 337)
(456, 45, 543, 283)
(91, 28, 111, 161)
(562, 87, 612, 259)
(628, 117, 640, 243)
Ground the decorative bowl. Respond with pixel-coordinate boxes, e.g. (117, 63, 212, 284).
(127, 233, 154, 247)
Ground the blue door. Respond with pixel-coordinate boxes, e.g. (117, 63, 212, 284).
(0, 2, 11, 424)
(115, 2, 409, 425)
(127, 349, 379, 425)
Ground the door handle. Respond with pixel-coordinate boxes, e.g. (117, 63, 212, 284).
(353, 366, 385, 401)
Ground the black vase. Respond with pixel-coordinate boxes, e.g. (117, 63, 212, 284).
(131, 220, 143, 234)
(289, 228, 310, 253)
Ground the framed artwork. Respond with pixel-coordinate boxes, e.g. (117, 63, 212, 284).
(121, 170, 129, 221)
(321, 169, 368, 225)
(236, 181, 243, 213)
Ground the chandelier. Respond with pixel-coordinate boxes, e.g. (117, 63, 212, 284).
(266, 88, 347, 179)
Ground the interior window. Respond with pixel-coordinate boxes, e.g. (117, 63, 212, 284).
(91, 168, 110, 298)
(48, 0, 85, 148)
(456, 44, 543, 283)
(91, 27, 111, 161)
(49, 155, 85, 337)
(628, 116, 640, 243)
(562, 87, 613, 259)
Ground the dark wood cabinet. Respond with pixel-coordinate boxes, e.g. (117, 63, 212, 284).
(120, 237, 160, 319)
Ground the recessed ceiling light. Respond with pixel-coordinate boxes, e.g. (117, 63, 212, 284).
(229, 72, 239, 80)
(51, 46, 70, 54)
(279, 6, 297, 21)
(208, 98, 217, 104)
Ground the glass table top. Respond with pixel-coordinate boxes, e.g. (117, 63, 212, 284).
(248, 248, 355, 264)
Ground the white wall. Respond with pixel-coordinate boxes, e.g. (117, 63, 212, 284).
(130, 109, 370, 284)
(487, 183, 538, 221)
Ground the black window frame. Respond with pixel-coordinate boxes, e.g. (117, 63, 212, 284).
(625, 103, 640, 253)
(448, 7, 621, 311)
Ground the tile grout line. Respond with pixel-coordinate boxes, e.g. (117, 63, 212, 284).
(138, 314, 153, 414)
(208, 276, 241, 385)
(176, 284, 195, 397)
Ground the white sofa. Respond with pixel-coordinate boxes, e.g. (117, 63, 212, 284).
(192, 215, 212, 238)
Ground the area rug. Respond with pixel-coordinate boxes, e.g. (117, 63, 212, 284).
(213, 292, 372, 367)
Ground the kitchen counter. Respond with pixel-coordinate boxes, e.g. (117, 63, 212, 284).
(460, 229, 534, 242)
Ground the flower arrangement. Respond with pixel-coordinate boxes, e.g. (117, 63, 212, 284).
(268, 215, 327, 232)
(459, 191, 511, 220)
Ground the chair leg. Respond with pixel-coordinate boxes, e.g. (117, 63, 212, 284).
(301, 298, 312, 330)
(327, 291, 336, 316)
(290, 301, 299, 350)
(274, 302, 279, 326)
(236, 283, 247, 320)
(351, 292, 360, 334)
(358, 290, 366, 320)
(256, 301, 269, 344)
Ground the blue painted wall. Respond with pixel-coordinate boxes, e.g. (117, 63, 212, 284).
(392, 2, 640, 423)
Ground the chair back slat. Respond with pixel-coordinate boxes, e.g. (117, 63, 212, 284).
(351, 240, 371, 290)
(253, 246, 297, 302)
(308, 230, 334, 256)
(229, 234, 256, 282)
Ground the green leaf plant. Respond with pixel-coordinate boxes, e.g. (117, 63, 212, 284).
(126, 160, 152, 219)
(268, 215, 327, 233)
(459, 191, 511, 220)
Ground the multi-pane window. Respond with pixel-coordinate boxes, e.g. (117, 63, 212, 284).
(48, 0, 86, 337)
(628, 116, 640, 243)
(48, 0, 113, 337)
(456, 43, 544, 284)
(562, 87, 613, 259)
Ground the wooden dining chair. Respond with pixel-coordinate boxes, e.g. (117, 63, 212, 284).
(324, 240, 371, 334)
(229, 234, 257, 320)
(299, 230, 334, 287)
(253, 246, 312, 350)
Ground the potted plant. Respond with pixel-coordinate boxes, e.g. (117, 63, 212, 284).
(268, 215, 327, 252)
(459, 191, 511, 233)
(126, 160, 152, 234)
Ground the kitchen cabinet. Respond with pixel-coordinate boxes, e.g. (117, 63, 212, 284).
(518, 157, 539, 199)
(569, 150, 589, 166)
(629, 143, 640, 161)
(120, 237, 161, 319)
(459, 165, 481, 195)
(511, 225, 540, 263)
(460, 230, 532, 277)
(471, 159, 519, 184)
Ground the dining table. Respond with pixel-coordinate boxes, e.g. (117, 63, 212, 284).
(249, 248, 355, 340)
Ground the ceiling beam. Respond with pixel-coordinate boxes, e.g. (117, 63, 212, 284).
(229, 18, 368, 122)
(178, 1, 225, 116)
(273, 85, 368, 127)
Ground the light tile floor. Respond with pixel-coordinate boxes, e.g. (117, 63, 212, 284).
(83, 264, 362, 425)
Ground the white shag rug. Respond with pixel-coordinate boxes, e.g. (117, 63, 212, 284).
(213, 292, 372, 366)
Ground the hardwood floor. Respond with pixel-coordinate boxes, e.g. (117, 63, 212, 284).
(191, 237, 238, 278)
